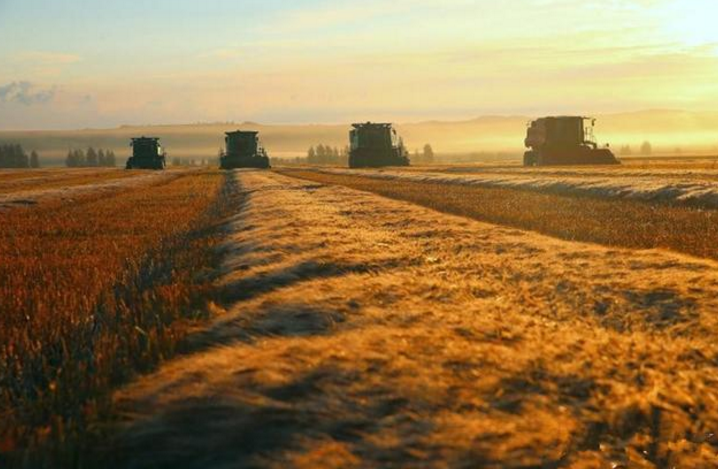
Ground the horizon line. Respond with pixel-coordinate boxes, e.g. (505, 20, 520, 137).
(0, 108, 699, 133)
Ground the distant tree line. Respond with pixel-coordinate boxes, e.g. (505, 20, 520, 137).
(0, 143, 40, 168)
(279, 143, 437, 167)
(272, 156, 310, 166)
(65, 147, 117, 167)
(307, 145, 349, 166)
(171, 157, 211, 166)
(412, 144, 435, 164)
(619, 141, 653, 156)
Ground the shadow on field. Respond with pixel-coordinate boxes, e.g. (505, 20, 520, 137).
(103, 363, 434, 469)
(171, 257, 380, 358)
(106, 395, 305, 468)
(220, 259, 378, 303)
(625, 288, 699, 329)
(592, 287, 699, 332)
(186, 302, 347, 350)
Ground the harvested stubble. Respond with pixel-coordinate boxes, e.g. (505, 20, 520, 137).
(410, 159, 718, 180)
(0, 169, 135, 194)
(0, 170, 234, 466)
(282, 170, 718, 261)
(107, 171, 718, 469)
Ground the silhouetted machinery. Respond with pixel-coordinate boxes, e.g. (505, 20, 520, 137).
(220, 130, 270, 169)
(125, 137, 166, 170)
(523, 116, 619, 166)
(349, 122, 410, 168)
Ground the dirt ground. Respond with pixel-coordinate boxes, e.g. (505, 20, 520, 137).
(105, 170, 718, 468)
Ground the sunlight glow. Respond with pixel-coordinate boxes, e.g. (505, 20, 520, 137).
(2, 0, 718, 129)
(660, 0, 718, 49)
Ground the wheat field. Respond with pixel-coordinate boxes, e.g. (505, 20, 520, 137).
(0, 168, 237, 467)
(314, 165, 718, 209)
(103, 169, 718, 469)
(3, 163, 718, 468)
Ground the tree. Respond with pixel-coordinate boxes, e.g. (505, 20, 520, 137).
(0, 145, 9, 167)
(338, 145, 349, 166)
(316, 144, 327, 164)
(86, 147, 98, 167)
(97, 149, 106, 167)
(106, 150, 116, 167)
(30, 150, 40, 168)
(0, 144, 29, 168)
(0, 144, 30, 168)
(0, 144, 10, 168)
(307, 146, 317, 164)
(620, 145, 632, 156)
(65, 149, 75, 167)
(66, 149, 86, 167)
(423, 144, 435, 164)
(640, 141, 652, 156)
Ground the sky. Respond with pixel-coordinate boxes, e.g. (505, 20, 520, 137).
(1, 0, 718, 130)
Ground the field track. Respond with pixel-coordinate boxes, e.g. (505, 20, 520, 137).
(106, 170, 718, 468)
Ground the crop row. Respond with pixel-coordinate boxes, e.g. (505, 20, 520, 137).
(0, 170, 235, 467)
(318, 168, 718, 210)
(285, 170, 718, 261)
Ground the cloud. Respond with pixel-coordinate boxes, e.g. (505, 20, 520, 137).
(198, 48, 245, 60)
(267, 0, 475, 32)
(0, 81, 56, 106)
(3, 51, 82, 80)
(12, 51, 82, 65)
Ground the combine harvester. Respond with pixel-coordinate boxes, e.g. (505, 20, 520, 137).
(220, 130, 271, 169)
(349, 122, 410, 168)
(523, 116, 619, 166)
(125, 137, 167, 170)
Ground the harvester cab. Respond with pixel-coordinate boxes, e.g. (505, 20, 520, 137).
(348, 122, 410, 168)
(523, 116, 619, 166)
(125, 137, 166, 170)
(220, 131, 271, 170)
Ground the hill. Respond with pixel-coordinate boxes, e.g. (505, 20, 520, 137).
(1, 110, 717, 165)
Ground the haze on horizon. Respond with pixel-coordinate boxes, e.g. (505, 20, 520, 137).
(1, 0, 717, 131)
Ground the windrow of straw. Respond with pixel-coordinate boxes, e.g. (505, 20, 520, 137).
(284, 169, 718, 260)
